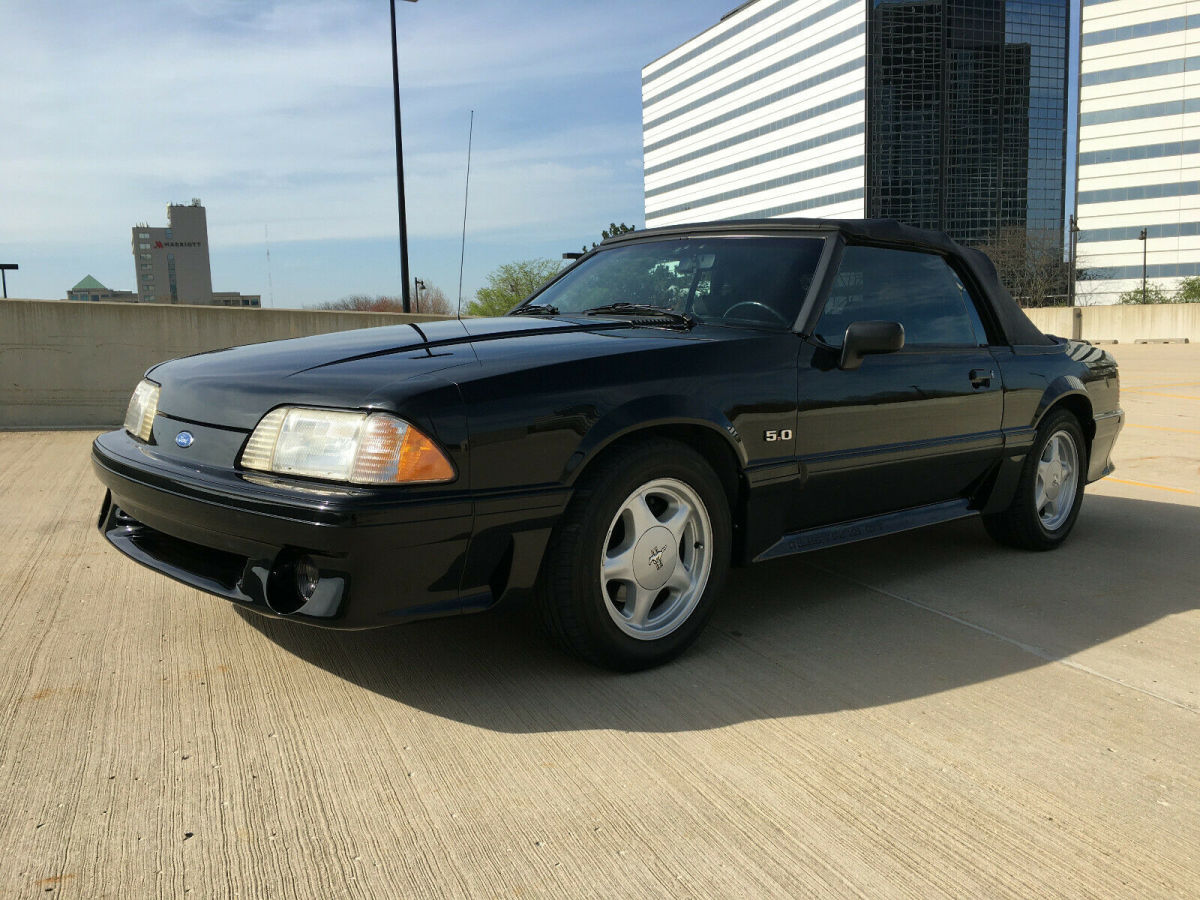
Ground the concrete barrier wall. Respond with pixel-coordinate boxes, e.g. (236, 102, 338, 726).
(1024, 303, 1199, 344)
(1022, 307, 1074, 339)
(1075, 303, 1199, 343)
(1, 299, 455, 428)
(4, 297, 1195, 429)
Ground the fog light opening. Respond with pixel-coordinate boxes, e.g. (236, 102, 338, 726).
(295, 555, 320, 603)
(266, 552, 322, 615)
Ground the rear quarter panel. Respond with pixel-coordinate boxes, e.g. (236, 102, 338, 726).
(991, 340, 1121, 482)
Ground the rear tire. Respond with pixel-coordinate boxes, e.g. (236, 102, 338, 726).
(983, 409, 1086, 551)
(537, 439, 731, 671)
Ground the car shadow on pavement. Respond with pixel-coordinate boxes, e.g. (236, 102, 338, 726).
(235, 493, 1200, 733)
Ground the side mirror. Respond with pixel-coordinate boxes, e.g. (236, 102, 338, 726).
(839, 320, 905, 371)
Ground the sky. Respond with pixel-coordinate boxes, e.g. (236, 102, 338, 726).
(2, 0, 1081, 308)
(0, 0, 738, 308)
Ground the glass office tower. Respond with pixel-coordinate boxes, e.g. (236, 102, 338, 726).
(644, 0, 1069, 295)
(866, 0, 1068, 251)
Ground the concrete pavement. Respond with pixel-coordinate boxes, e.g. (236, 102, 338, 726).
(1, 344, 1197, 898)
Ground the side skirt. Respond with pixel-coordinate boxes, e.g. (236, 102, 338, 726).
(753, 499, 975, 562)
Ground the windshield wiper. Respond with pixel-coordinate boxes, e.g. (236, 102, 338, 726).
(509, 303, 559, 316)
(582, 302, 695, 328)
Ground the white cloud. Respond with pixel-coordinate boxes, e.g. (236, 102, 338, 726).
(0, 0, 730, 300)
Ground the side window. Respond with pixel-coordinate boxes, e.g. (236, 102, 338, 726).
(815, 246, 982, 347)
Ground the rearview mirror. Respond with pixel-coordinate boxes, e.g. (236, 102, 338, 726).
(839, 320, 905, 371)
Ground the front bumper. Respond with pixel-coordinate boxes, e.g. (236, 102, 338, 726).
(92, 429, 481, 628)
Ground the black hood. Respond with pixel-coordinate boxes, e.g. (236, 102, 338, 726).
(147, 316, 692, 429)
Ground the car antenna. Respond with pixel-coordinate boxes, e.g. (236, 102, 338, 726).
(456, 109, 474, 320)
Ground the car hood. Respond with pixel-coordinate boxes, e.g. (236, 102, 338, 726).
(147, 316, 696, 430)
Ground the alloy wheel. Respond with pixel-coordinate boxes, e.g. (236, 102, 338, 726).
(599, 477, 713, 640)
(1036, 430, 1079, 531)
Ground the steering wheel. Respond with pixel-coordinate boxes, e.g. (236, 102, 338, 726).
(722, 301, 790, 327)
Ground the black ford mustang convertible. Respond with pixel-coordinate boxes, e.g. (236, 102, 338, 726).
(94, 219, 1123, 669)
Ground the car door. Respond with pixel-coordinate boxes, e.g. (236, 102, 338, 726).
(789, 243, 1004, 531)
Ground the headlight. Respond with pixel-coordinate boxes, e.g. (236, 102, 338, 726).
(123, 379, 160, 441)
(240, 407, 455, 485)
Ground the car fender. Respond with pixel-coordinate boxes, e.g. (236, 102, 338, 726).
(1032, 375, 1092, 430)
(562, 393, 747, 485)
(982, 375, 1093, 516)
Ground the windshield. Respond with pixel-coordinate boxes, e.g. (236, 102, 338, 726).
(524, 235, 826, 329)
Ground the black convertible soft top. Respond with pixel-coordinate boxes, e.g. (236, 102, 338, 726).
(606, 217, 1054, 347)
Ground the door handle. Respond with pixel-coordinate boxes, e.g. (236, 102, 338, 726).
(969, 369, 994, 388)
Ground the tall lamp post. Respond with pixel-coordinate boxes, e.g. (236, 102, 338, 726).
(1067, 215, 1079, 306)
(414, 277, 425, 313)
(0, 263, 16, 299)
(390, 0, 419, 312)
(1139, 227, 1148, 303)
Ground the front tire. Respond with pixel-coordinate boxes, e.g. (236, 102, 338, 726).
(983, 409, 1087, 551)
(537, 439, 732, 670)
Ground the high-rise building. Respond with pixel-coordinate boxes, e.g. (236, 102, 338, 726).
(1076, 0, 1200, 305)
(642, 0, 1069, 279)
(131, 199, 215, 305)
(129, 200, 261, 307)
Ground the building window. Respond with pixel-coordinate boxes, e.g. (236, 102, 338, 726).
(142, 273, 154, 282)
(137, 232, 149, 238)
(645, 53, 865, 137)
(1079, 140, 1200, 168)
(1078, 181, 1200, 206)
(139, 242, 150, 250)
(1079, 222, 1200, 243)
(647, 155, 864, 220)
(1081, 98, 1200, 127)
(645, 123, 865, 200)
(139, 253, 151, 261)
(1082, 15, 1192, 49)
(1084, 262, 1200, 280)
(643, 0, 861, 100)
(644, 89, 864, 176)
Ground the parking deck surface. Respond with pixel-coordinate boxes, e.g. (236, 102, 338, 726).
(1, 344, 1197, 898)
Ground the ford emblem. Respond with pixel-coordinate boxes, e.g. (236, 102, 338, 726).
(175, 431, 194, 449)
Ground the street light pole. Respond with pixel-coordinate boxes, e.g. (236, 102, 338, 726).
(390, 0, 418, 313)
(1139, 227, 1148, 303)
(1067, 215, 1079, 307)
(414, 277, 425, 313)
(0, 263, 17, 299)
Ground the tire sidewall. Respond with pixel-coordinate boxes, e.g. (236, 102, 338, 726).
(1027, 411, 1087, 546)
(560, 444, 732, 669)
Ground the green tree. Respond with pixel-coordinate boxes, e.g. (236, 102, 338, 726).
(1118, 282, 1172, 305)
(1175, 276, 1200, 302)
(467, 258, 562, 317)
(581, 222, 636, 253)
